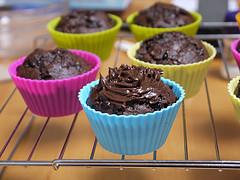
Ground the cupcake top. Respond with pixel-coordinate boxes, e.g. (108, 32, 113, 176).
(86, 64, 177, 115)
(237, 41, 240, 53)
(134, 2, 194, 28)
(17, 48, 92, 80)
(55, 10, 115, 34)
(136, 31, 209, 65)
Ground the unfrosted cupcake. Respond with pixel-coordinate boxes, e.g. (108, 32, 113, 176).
(47, 10, 122, 60)
(127, 32, 217, 98)
(79, 64, 185, 155)
(228, 76, 240, 123)
(9, 48, 101, 117)
(126, 2, 202, 41)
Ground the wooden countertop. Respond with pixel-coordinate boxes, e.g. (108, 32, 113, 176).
(1, 0, 240, 179)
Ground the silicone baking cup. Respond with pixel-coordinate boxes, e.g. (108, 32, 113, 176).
(231, 39, 240, 69)
(47, 14, 122, 61)
(126, 12, 202, 42)
(78, 78, 185, 155)
(228, 76, 240, 123)
(8, 50, 101, 117)
(127, 41, 216, 99)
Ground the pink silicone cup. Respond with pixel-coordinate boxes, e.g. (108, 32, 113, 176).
(8, 49, 101, 117)
(231, 39, 240, 70)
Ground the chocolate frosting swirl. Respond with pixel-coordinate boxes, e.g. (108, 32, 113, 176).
(87, 64, 177, 115)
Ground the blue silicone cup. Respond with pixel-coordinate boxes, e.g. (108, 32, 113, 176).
(78, 78, 185, 155)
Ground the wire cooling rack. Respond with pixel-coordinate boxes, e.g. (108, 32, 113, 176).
(1, 22, 240, 178)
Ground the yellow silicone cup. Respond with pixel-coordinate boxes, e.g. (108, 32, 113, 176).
(47, 14, 122, 61)
(228, 76, 240, 124)
(236, 12, 240, 30)
(126, 12, 202, 42)
(127, 41, 216, 99)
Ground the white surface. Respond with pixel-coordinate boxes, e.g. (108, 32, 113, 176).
(172, 0, 199, 11)
(0, 65, 11, 82)
(114, 40, 134, 52)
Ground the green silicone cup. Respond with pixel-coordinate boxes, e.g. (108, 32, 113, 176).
(127, 41, 216, 99)
(47, 14, 122, 61)
(126, 12, 202, 42)
(228, 76, 240, 124)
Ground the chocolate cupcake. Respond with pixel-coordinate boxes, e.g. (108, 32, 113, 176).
(56, 10, 114, 34)
(9, 49, 101, 117)
(79, 64, 185, 155)
(17, 48, 92, 80)
(228, 76, 240, 124)
(126, 2, 202, 41)
(47, 10, 122, 60)
(136, 32, 209, 65)
(134, 2, 194, 28)
(87, 64, 177, 115)
(127, 32, 216, 98)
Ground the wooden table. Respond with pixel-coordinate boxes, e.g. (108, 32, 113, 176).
(1, 0, 240, 179)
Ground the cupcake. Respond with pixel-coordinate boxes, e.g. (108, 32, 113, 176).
(228, 76, 240, 123)
(126, 2, 202, 41)
(231, 39, 240, 70)
(47, 10, 122, 61)
(78, 64, 185, 155)
(9, 48, 101, 117)
(127, 32, 217, 98)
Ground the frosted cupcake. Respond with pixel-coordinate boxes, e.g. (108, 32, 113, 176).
(79, 64, 185, 155)
(9, 48, 101, 117)
(47, 10, 122, 60)
(127, 31, 217, 98)
(126, 2, 202, 41)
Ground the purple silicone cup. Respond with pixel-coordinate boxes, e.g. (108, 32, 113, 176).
(231, 39, 240, 69)
(8, 49, 101, 117)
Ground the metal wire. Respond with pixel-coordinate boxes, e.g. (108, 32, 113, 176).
(217, 39, 231, 81)
(0, 87, 16, 114)
(0, 108, 28, 157)
(27, 117, 50, 161)
(1, 25, 240, 170)
(0, 115, 36, 178)
(182, 100, 188, 160)
(58, 113, 79, 160)
(204, 78, 221, 160)
(90, 138, 98, 160)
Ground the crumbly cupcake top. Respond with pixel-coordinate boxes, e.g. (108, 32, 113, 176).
(134, 2, 194, 28)
(237, 41, 240, 53)
(17, 48, 92, 80)
(56, 10, 115, 34)
(136, 31, 209, 65)
(86, 64, 177, 115)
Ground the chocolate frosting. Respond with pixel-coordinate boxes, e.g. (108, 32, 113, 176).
(136, 32, 209, 65)
(56, 10, 115, 34)
(134, 2, 194, 28)
(87, 64, 177, 115)
(17, 48, 92, 80)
